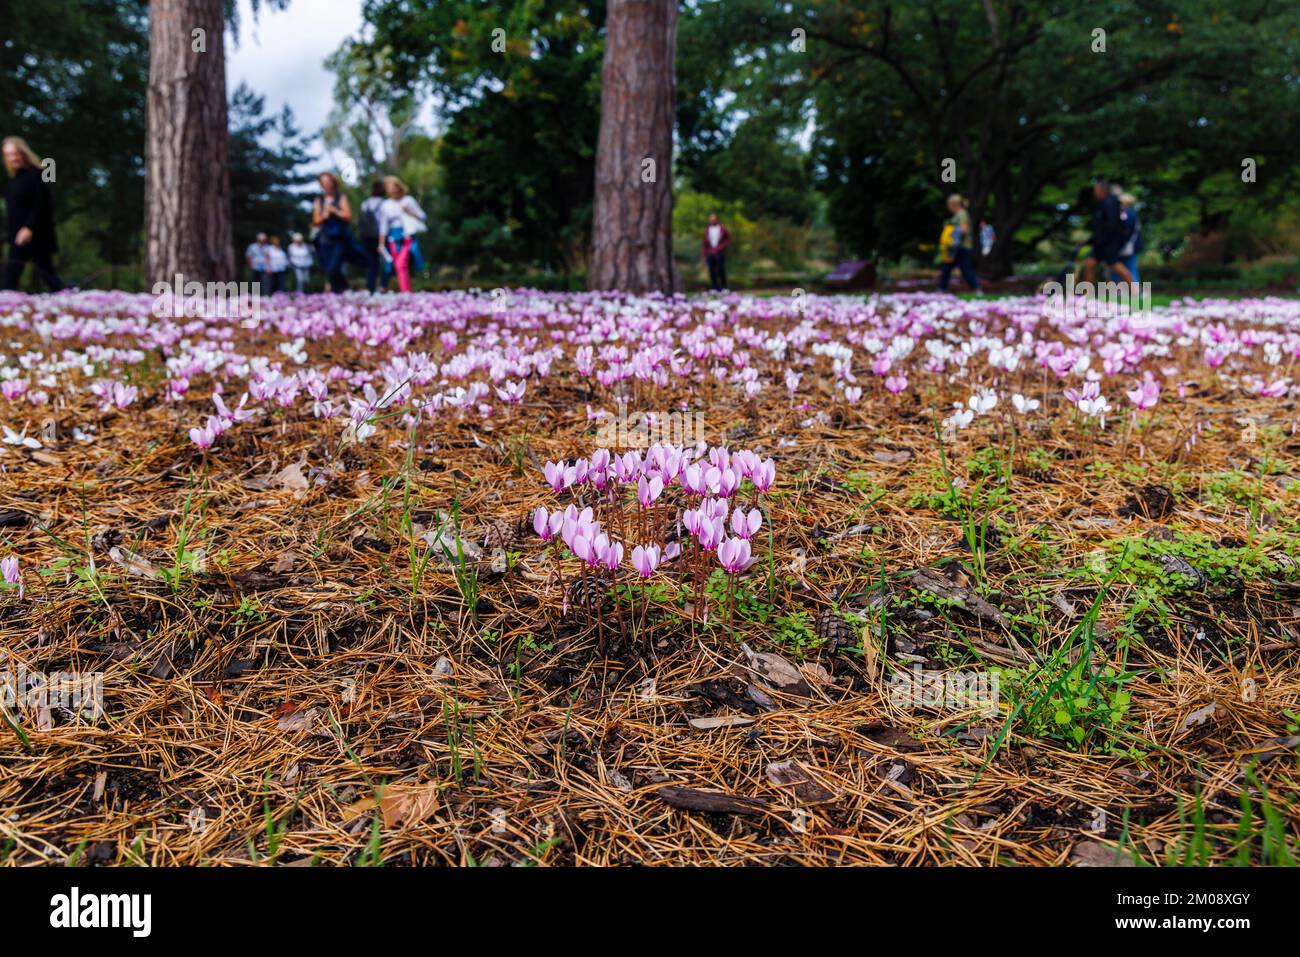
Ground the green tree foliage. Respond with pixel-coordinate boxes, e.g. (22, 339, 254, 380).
(228, 83, 316, 258)
(0, 0, 149, 286)
(679, 116, 815, 226)
(323, 39, 424, 178)
(677, 5, 815, 228)
(360, 0, 605, 272)
(679, 0, 1300, 275)
(673, 191, 756, 274)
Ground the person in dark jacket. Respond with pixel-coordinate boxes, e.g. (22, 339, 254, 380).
(2, 136, 64, 292)
(1083, 177, 1132, 285)
(358, 181, 386, 293)
(701, 213, 731, 291)
(311, 171, 368, 293)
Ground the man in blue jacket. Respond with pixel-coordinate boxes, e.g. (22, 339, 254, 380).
(1083, 177, 1133, 285)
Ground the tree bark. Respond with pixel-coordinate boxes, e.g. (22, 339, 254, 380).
(589, 0, 679, 294)
(145, 0, 235, 285)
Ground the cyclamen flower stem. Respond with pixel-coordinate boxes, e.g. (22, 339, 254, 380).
(593, 563, 605, 654)
(690, 546, 702, 631)
(552, 543, 564, 610)
(637, 579, 650, 646)
(613, 562, 625, 640)
(698, 548, 708, 625)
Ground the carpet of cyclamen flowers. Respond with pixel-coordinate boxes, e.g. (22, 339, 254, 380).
(0, 287, 1297, 866)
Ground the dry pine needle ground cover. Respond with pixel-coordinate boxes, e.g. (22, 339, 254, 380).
(0, 288, 1298, 866)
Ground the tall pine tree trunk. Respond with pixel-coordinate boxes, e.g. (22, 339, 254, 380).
(589, 0, 679, 294)
(145, 0, 235, 285)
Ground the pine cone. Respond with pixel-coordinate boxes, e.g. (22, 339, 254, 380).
(814, 608, 859, 649)
(484, 513, 532, 552)
(567, 575, 609, 615)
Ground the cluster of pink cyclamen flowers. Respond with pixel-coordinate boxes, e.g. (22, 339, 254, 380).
(188, 388, 258, 450)
(533, 443, 776, 581)
(3, 290, 1298, 466)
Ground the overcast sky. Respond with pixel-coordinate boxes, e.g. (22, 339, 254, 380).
(224, 0, 364, 164)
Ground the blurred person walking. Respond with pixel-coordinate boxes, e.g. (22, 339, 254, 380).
(288, 232, 313, 291)
(701, 212, 730, 291)
(1116, 193, 1142, 285)
(2, 136, 64, 291)
(245, 232, 269, 293)
(377, 176, 426, 294)
(938, 194, 980, 293)
(1083, 177, 1132, 285)
(312, 172, 367, 292)
(266, 235, 289, 293)
(358, 181, 386, 293)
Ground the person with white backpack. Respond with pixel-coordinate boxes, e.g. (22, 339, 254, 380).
(376, 175, 427, 293)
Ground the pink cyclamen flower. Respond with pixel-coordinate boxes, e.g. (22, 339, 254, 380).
(631, 544, 661, 578)
(214, 391, 256, 424)
(595, 535, 623, 571)
(751, 458, 776, 493)
(679, 462, 706, 496)
(189, 423, 216, 450)
(1, 379, 28, 401)
(732, 450, 758, 477)
(637, 475, 664, 508)
(614, 450, 641, 483)
(561, 506, 596, 550)
(533, 507, 563, 541)
(543, 460, 567, 492)
(495, 380, 526, 404)
(884, 374, 907, 395)
(729, 507, 762, 540)
(1, 556, 20, 598)
(695, 516, 725, 551)
(717, 537, 754, 574)
(716, 467, 741, 498)
(1126, 372, 1160, 411)
(111, 382, 138, 410)
(570, 528, 597, 565)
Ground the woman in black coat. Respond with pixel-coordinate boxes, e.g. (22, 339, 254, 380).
(2, 136, 64, 292)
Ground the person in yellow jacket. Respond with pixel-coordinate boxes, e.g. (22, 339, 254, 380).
(938, 193, 980, 293)
(937, 222, 956, 264)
